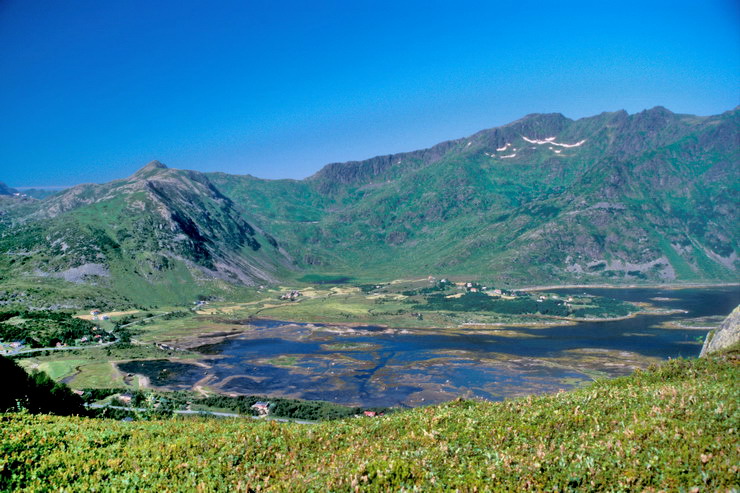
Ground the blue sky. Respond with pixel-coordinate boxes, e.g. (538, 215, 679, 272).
(1, 0, 738, 187)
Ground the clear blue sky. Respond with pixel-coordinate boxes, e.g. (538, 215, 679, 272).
(1, 0, 738, 187)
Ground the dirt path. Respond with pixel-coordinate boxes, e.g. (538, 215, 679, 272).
(76, 310, 139, 321)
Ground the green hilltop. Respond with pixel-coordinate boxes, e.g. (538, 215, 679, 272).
(0, 107, 737, 307)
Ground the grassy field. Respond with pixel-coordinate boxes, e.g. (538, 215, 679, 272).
(16, 344, 202, 390)
(186, 281, 637, 329)
(2, 352, 737, 491)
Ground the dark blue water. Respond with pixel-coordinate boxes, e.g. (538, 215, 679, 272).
(120, 286, 739, 407)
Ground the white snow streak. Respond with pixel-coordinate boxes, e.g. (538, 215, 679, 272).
(522, 136, 586, 148)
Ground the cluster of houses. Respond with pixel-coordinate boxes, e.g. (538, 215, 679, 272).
(0, 341, 23, 354)
(279, 290, 302, 301)
(457, 282, 509, 296)
(428, 276, 516, 296)
(73, 325, 108, 347)
(72, 333, 104, 345)
(155, 342, 184, 352)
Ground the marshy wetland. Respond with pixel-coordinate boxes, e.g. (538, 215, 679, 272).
(115, 285, 739, 408)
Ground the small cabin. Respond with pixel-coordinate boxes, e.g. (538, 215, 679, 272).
(251, 402, 270, 416)
(117, 393, 133, 404)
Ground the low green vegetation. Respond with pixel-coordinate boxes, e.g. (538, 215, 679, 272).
(569, 296, 634, 318)
(419, 291, 572, 316)
(193, 394, 390, 421)
(414, 289, 635, 319)
(191, 281, 640, 331)
(2, 353, 737, 491)
(0, 310, 111, 348)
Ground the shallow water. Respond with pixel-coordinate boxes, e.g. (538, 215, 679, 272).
(119, 286, 739, 407)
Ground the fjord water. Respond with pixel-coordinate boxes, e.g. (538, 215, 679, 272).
(119, 286, 739, 408)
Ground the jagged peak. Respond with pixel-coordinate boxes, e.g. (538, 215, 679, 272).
(645, 105, 672, 114)
(521, 111, 568, 120)
(507, 112, 570, 127)
(634, 106, 674, 118)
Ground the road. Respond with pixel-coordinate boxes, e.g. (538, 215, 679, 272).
(3, 339, 117, 356)
(86, 403, 316, 424)
(118, 311, 173, 328)
(86, 403, 242, 418)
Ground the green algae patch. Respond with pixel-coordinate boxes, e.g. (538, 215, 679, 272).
(267, 355, 300, 367)
(320, 342, 381, 351)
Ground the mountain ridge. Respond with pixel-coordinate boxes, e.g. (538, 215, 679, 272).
(0, 106, 737, 306)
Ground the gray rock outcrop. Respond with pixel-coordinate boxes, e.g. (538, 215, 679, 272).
(700, 304, 740, 356)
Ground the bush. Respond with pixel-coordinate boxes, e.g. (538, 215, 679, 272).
(0, 355, 85, 415)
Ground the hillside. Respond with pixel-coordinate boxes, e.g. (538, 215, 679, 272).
(212, 107, 739, 283)
(0, 162, 293, 307)
(2, 354, 737, 491)
(0, 107, 737, 306)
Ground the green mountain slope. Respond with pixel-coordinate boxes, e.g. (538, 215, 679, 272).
(1, 107, 737, 305)
(0, 162, 292, 307)
(212, 107, 738, 283)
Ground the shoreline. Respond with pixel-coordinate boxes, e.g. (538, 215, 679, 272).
(518, 282, 740, 292)
(145, 283, 735, 349)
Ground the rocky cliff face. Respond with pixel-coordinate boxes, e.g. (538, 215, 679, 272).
(700, 305, 740, 356)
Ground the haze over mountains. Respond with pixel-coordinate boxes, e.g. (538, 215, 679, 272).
(0, 106, 737, 306)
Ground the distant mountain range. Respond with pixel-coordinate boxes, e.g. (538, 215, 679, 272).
(0, 106, 737, 306)
(0, 182, 19, 196)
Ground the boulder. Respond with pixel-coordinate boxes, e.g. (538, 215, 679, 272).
(700, 304, 740, 356)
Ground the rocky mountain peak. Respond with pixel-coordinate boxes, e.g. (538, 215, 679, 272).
(132, 160, 169, 178)
(144, 160, 167, 170)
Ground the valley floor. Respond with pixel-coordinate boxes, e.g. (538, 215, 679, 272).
(12, 281, 732, 406)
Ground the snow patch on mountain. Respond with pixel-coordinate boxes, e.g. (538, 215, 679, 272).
(522, 136, 586, 148)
